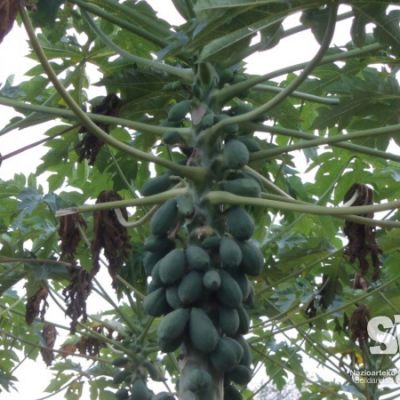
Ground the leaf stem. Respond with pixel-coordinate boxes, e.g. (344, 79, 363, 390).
(249, 123, 400, 163)
(18, 7, 204, 182)
(81, 10, 193, 82)
(206, 191, 400, 217)
(250, 123, 400, 162)
(55, 188, 187, 217)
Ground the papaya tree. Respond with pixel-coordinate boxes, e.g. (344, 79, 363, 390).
(1, 1, 400, 399)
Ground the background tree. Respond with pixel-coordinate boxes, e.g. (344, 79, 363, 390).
(1, 1, 400, 399)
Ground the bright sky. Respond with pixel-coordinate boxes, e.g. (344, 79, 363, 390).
(0, 2, 378, 399)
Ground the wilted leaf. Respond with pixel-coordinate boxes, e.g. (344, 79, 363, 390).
(0, 0, 18, 44)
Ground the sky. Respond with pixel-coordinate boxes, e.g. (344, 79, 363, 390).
(0, 1, 381, 399)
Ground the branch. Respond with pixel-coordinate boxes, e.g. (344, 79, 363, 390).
(249, 123, 400, 162)
(249, 123, 400, 163)
(81, 10, 193, 82)
(0, 96, 191, 136)
(205, 190, 400, 217)
(55, 188, 187, 217)
(0, 256, 72, 267)
(201, 3, 338, 142)
(214, 42, 383, 105)
(68, 0, 168, 48)
(18, 7, 205, 183)
(252, 84, 340, 105)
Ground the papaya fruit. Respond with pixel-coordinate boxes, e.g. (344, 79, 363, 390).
(222, 177, 261, 197)
(142, 361, 165, 382)
(237, 136, 261, 152)
(219, 237, 242, 269)
(210, 337, 241, 372)
(238, 240, 264, 276)
(219, 307, 239, 336)
(236, 335, 252, 367)
(244, 284, 255, 307)
(131, 378, 151, 400)
(166, 285, 183, 309)
(157, 308, 190, 349)
(140, 174, 171, 196)
(226, 206, 254, 240)
(186, 245, 210, 271)
(231, 272, 250, 299)
(189, 308, 219, 354)
(168, 100, 191, 122)
(224, 385, 242, 400)
(113, 369, 131, 385)
(163, 130, 184, 146)
(150, 199, 178, 236)
(200, 112, 215, 129)
(143, 288, 170, 317)
(143, 251, 164, 276)
(115, 388, 129, 400)
(153, 392, 175, 400)
(159, 335, 183, 353)
(146, 280, 159, 294)
(202, 269, 221, 291)
(185, 368, 212, 394)
(226, 365, 252, 385)
(112, 357, 129, 367)
(216, 113, 239, 135)
(178, 271, 203, 305)
(177, 193, 195, 217)
(237, 304, 250, 335)
(158, 249, 186, 285)
(223, 139, 249, 169)
(151, 262, 163, 288)
(145, 234, 175, 253)
(201, 235, 221, 251)
(217, 270, 243, 308)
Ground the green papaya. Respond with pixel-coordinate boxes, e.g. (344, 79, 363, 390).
(217, 270, 243, 308)
(177, 193, 195, 217)
(201, 235, 221, 251)
(143, 288, 170, 317)
(237, 304, 250, 335)
(226, 206, 254, 240)
(157, 308, 190, 350)
(151, 262, 163, 288)
(158, 249, 186, 285)
(166, 285, 183, 309)
(231, 272, 250, 299)
(223, 139, 249, 169)
(142, 361, 165, 382)
(226, 365, 252, 385)
(190, 308, 219, 354)
(225, 337, 244, 364)
(238, 240, 264, 276)
(219, 237, 242, 269)
(131, 378, 151, 400)
(237, 136, 262, 152)
(244, 284, 255, 307)
(140, 174, 171, 196)
(236, 335, 252, 367)
(112, 357, 129, 367)
(178, 271, 203, 305)
(200, 112, 215, 129)
(146, 280, 159, 294)
(224, 384, 242, 400)
(113, 369, 131, 385)
(144, 235, 175, 254)
(222, 177, 261, 197)
(153, 392, 175, 400)
(143, 251, 164, 276)
(150, 199, 178, 236)
(159, 335, 183, 353)
(115, 388, 130, 400)
(210, 337, 241, 372)
(163, 130, 184, 145)
(186, 245, 210, 271)
(216, 113, 239, 135)
(168, 100, 191, 122)
(202, 270, 221, 291)
(219, 307, 239, 336)
(185, 368, 212, 393)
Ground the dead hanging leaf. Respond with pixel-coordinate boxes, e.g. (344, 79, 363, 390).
(77, 324, 114, 357)
(343, 183, 382, 281)
(92, 191, 130, 287)
(76, 94, 121, 165)
(25, 286, 49, 325)
(349, 304, 370, 346)
(40, 323, 57, 366)
(0, 0, 18, 44)
(58, 214, 87, 262)
(62, 264, 93, 333)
